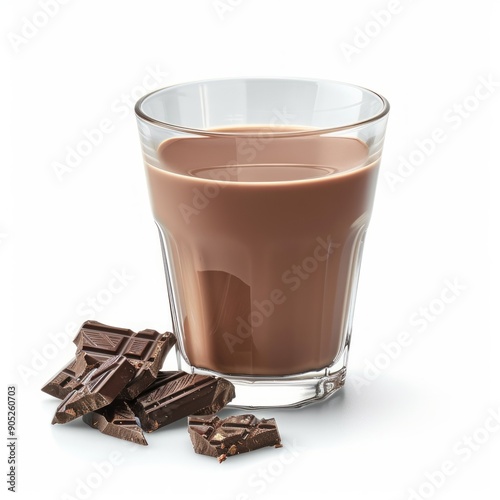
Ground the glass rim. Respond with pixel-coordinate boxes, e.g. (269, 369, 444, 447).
(134, 77, 390, 138)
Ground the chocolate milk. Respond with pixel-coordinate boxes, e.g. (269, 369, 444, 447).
(145, 127, 379, 376)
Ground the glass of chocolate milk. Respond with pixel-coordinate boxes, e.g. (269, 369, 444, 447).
(135, 78, 389, 408)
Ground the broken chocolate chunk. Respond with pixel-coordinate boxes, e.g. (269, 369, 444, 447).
(41, 354, 98, 400)
(83, 400, 147, 446)
(133, 371, 235, 432)
(188, 414, 282, 463)
(52, 355, 136, 424)
(73, 321, 176, 399)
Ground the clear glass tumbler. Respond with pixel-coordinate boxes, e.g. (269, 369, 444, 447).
(135, 78, 389, 408)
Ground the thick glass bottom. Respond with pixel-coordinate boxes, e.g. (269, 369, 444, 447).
(176, 349, 348, 409)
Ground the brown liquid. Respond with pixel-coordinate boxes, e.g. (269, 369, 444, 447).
(145, 127, 379, 376)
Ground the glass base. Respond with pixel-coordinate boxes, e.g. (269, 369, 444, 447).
(176, 350, 347, 409)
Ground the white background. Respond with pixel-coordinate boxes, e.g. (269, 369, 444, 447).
(2, 1, 499, 499)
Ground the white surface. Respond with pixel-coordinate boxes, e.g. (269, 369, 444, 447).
(2, 1, 499, 499)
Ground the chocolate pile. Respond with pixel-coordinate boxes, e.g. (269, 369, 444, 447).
(44, 321, 234, 445)
(42, 321, 281, 460)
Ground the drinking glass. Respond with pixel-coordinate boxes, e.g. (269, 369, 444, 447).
(135, 78, 389, 408)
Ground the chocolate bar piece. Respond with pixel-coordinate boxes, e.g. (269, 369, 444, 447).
(73, 321, 176, 399)
(188, 414, 282, 463)
(132, 371, 235, 432)
(41, 322, 175, 401)
(41, 354, 97, 400)
(83, 400, 147, 446)
(52, 355, 136, 424)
